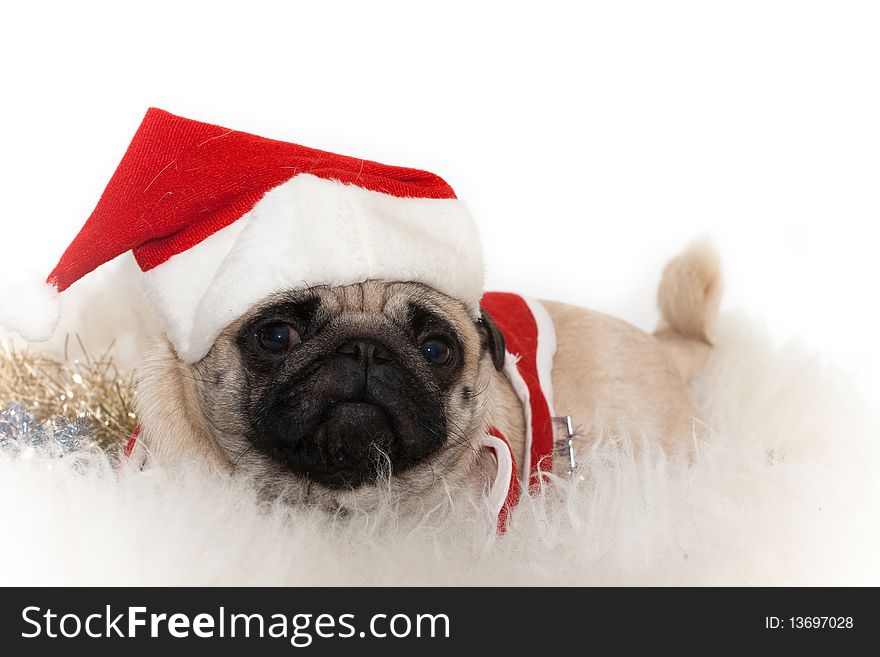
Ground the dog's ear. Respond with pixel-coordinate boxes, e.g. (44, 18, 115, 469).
(477, 309, 506, 371)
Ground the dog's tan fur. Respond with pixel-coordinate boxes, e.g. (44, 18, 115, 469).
(134, 244, 721, 507)
(543, 242, 721, 457)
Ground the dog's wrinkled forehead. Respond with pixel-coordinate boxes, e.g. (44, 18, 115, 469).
(237, 280, 475, 340)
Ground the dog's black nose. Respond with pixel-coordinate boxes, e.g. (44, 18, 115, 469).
(337, 338, 394, 364)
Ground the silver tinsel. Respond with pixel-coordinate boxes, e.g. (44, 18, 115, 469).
(0, 401, 94, 458)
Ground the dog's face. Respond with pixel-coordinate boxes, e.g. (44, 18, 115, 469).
(188, 281, 504, 506)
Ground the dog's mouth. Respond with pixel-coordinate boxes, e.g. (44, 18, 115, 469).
(260, 396, 446, 490)
(309, 401, 397, 488)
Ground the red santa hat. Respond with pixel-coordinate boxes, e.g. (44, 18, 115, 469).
(0, 108, 484, 363)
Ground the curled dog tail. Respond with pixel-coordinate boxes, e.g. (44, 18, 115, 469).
(654, 241, 723, 379)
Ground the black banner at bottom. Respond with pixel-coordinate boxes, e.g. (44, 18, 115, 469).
(0, 587, 872, 654)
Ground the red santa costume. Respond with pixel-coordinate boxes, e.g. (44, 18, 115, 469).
(479, 292, 558, 532)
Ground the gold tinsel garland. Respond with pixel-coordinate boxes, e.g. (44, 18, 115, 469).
(0, 336, 136, 450)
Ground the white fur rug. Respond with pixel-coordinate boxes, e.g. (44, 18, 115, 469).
(2, 310, 878, 586)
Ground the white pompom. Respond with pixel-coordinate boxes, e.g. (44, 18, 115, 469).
(0, 273, 61, 342)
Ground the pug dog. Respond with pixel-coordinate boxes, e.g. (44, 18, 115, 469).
(0, 110, 721, 519)
(134, 242, 721, 511)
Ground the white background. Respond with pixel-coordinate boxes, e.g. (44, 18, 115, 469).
(1, 1, 878, 406)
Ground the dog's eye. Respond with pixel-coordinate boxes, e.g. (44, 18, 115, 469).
(419, 338, 452, 365)
(257, 323, 300, 353)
